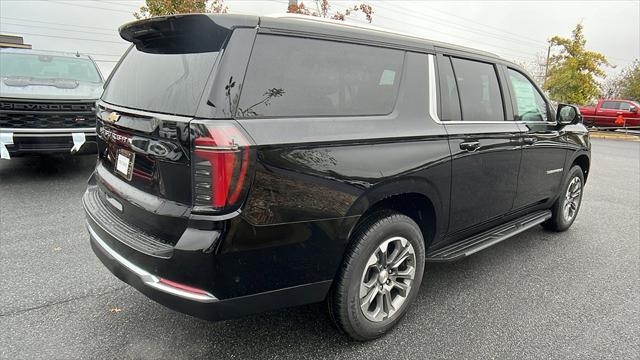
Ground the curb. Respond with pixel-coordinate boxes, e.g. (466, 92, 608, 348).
(588, 131, 640, 142)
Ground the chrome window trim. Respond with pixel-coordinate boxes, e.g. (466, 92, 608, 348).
(427, 54, 558, 126)
(427, 54, 442, 124)
(87, 223, 218, 303)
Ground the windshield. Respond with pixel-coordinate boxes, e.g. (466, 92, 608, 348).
(102, 46, 219, 116)
(0, 52, 102, 83)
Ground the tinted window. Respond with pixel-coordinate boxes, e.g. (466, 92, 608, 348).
(102, 46, 219, 116)
(0, 52, 101, 83)
(619, 102, 632, 111)
(237, 35, 404, 118)
(601, 101, 619, 110)
(438, 56, 462, 121)
(451, 58, 504, 122)
(508, 69, 549, 122)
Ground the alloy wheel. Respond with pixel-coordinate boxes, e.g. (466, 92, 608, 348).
(563, 176, 582, 222)
(359, 236, 416, 322)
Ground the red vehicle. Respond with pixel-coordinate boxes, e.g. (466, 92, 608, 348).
(579, 99, 640, 128)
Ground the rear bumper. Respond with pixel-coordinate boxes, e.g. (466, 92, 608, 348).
(84, 183, 332, 320)
(88, 224, 218, 303)
(88, 220, 331, 320)
(1, 127, 97, 156)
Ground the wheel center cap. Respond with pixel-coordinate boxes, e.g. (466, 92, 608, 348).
(378, 269, 389, 284)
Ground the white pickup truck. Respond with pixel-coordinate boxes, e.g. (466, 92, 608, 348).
(0, 48, 103, 159)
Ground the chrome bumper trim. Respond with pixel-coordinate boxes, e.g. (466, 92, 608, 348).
(87, 223, 218, 303)
(0, 127, 96, 134)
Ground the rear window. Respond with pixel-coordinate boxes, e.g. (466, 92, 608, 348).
(102, 46, 219, 116)
(0, 52, 101, 83)
(237, 35, 404, 118)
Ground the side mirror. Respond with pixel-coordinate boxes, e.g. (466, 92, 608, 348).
(556, 104, 582, 125)
(630, 106, 638, 113)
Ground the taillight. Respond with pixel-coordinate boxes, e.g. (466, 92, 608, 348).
(190, 121, 253, 213)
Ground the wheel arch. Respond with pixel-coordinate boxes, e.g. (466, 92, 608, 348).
(571, 153, 590, 183)
(342, 177, 447, 250)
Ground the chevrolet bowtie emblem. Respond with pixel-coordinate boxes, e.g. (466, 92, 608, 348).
(106, 111, 120, 123)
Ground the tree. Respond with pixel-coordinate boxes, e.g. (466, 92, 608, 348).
(619, 60, 640, 101)
(287, 0, 373, 23)
(599, 72, 624, 100)
(514, 52, 547, 87)
(134, 0, 227, 19)
(543, 24, 611, 105)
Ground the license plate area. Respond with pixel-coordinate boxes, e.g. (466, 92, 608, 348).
(115, 148, 135, 181)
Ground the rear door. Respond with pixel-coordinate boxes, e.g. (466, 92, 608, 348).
(437, 54, 522, 235)
(504, 67, 568, 209)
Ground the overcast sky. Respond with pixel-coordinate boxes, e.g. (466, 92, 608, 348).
(1, 0, 638, 78)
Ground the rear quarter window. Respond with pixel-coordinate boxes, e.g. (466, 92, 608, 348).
(237, 35, 404, 118)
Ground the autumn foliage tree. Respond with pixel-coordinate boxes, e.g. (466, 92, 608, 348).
(543, 24, 611, 105)
(287, 0, 373, 23)
(134, 0, 227, 19)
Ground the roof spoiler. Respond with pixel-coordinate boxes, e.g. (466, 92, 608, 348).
(119, 14, 256, 54)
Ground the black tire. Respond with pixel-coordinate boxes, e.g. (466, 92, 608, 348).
(328, 210, 426, 341)
(543, 165, 585, 232)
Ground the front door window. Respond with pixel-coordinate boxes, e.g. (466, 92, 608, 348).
(508, 69, 549, 122)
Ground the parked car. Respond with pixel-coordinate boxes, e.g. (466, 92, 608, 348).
(579, 99, 640, 128)
(83, 14, 590, 340)
(0, 48, 103, 158)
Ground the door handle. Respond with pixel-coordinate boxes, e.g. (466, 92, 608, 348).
(459, 141, 480, 152)
(523, 136, 537, 145)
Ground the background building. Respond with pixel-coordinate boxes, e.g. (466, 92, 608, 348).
(0, 34, 32, 49)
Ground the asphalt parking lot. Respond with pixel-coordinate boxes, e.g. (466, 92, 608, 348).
(1, 139, 638, 359)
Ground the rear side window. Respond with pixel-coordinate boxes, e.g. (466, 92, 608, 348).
(451, 58, 504, 122)
(237, 35, 404, 118)
(102, 46, 219, 116)
(437, 56, 462, 121)
(601, 101, 619, 110)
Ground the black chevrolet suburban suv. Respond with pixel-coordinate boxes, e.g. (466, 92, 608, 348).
(83, 14, 590, 340)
